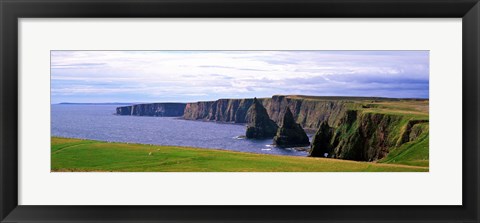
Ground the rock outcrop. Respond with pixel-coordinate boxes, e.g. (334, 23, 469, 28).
(309, 110, 429, 162)
(309, 121, 333, 157)
(245, 98, 278, 139)
(116, 103, 186, 117)
(273, 108, 310, 147)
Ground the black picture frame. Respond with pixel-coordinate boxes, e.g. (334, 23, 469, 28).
(1, 0, 479, 222)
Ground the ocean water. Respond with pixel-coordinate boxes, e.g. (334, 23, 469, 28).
(51, 105, 311, 156)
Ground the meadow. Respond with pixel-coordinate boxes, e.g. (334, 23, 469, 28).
(51, 137, 428, 172)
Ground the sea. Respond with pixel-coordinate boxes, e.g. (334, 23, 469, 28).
(51, 104, 311, 156)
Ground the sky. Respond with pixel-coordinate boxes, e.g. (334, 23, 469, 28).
(51, 51, 429, 103)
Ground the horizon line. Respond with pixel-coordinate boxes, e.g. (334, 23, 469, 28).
(53, 95, 430, 105)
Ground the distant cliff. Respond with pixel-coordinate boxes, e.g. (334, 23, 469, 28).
(183, 98, 254, 123)
(183, 95, 352, 129)
(115, 96, 424, 131)
(116, 103, 186, 117)
(120, 95, 407, 129)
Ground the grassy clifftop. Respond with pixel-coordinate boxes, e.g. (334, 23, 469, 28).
(358, 100, 428, 166)
(51, 137, 427, 172)
(309, 99, 429, 166)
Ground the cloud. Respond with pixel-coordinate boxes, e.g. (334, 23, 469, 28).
(51, 62, 106, 69)
(51, 50, 429, 103)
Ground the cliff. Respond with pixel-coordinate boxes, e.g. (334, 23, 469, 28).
(309, 109, 429, 163)
(119, 96, 405, 129)
(116, 103, 186, 117)
(183, 95, 352, 129)
(183, 98, 254, 123)
(115, 96, 429, 164)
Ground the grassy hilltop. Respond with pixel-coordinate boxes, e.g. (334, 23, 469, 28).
(51, 137, 427, 172)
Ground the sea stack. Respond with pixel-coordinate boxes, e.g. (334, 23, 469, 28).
(273, 107, 310, 147)
(245, 98, 279, 139)
(309, 121, 333, 157)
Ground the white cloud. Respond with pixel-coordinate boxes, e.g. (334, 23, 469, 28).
(51, 51, 429, 103)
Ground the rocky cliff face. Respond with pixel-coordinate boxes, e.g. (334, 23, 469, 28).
(183, 98, 254, 123)
(183, 95, 348, 129)
(116, 106, 133, 115)
(122, 96, 349, 129)
(309, 110, 429, 162)
(116, 103, 186, 117)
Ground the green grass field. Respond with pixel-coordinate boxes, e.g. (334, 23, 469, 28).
(51, 137, 428, 172)
(379, 133, 429, 167)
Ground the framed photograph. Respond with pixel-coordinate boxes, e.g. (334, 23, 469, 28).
(1, 0, 478, 222)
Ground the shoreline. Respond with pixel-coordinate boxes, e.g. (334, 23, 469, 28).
(50, 135, 311, 156)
